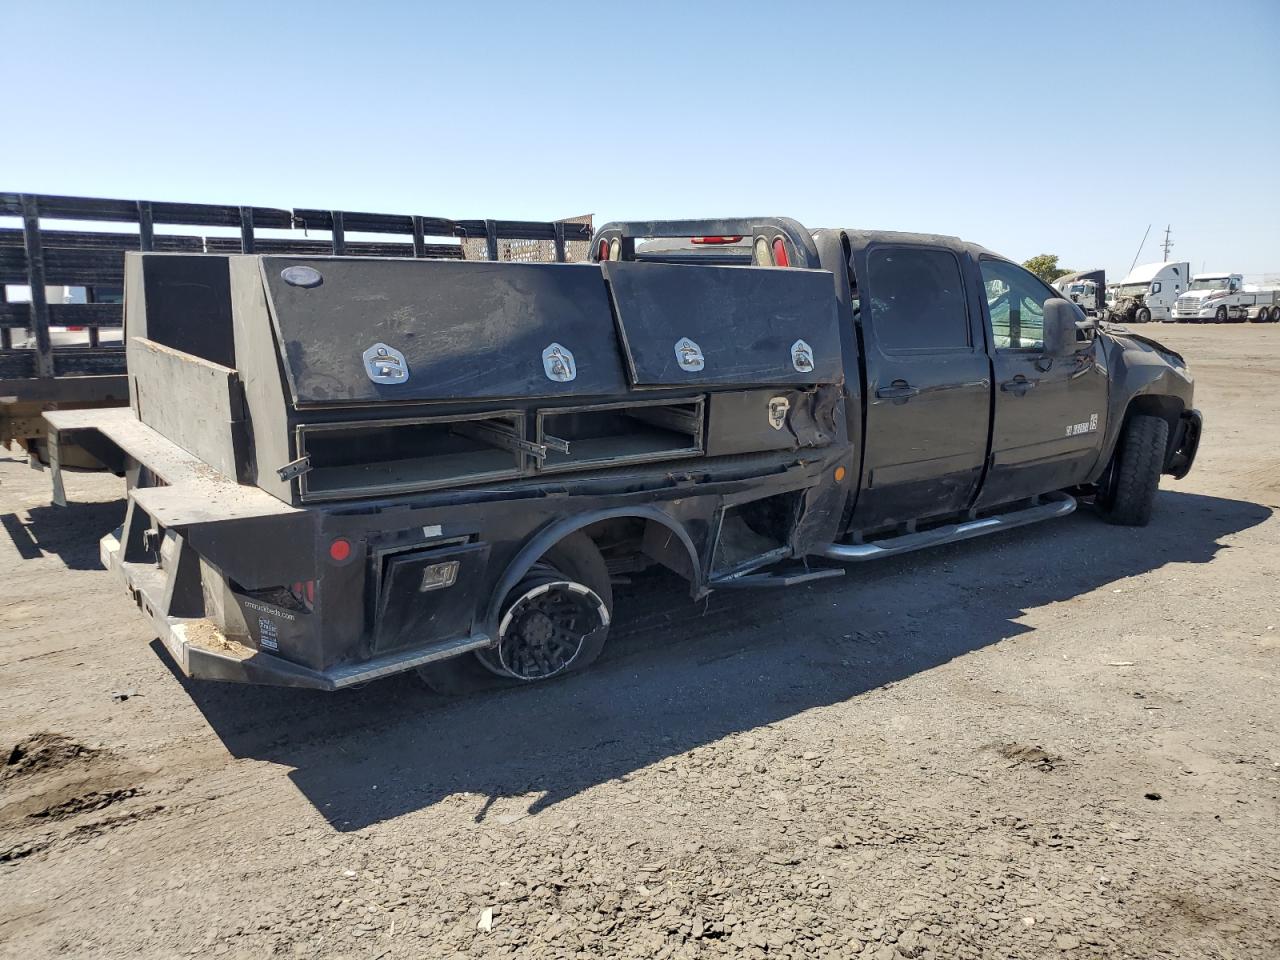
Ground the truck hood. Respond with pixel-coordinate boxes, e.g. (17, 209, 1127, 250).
(1178, 290, 1220, 301)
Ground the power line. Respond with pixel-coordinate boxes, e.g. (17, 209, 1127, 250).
(1128, 224, 1151, 275)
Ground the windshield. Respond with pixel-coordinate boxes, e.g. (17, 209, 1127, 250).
(1190, 278, 1230, 291)
(1116, 282, 1149, 296)
(1067, 283, 1089, 295)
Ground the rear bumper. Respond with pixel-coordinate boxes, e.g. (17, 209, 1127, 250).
(101, 531, 489, 690)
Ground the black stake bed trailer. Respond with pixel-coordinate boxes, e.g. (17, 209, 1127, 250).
(1, 191, 592, 466)
(44, 217, 1201, 692)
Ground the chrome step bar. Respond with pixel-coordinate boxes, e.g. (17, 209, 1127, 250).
(820, 491, 1076, 563)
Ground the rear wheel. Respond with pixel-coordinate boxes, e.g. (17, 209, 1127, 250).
(416, 531, 612, 694)
(1099, 414, 1169, 527)
(1269, 305, 1280, 323)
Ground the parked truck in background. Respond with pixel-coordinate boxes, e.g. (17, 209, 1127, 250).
(1172, 273, 1280, 322)
(43, 216, 1202, 695)
(1108, 260, 1191, 323)
(1052, 269, 1106, 319)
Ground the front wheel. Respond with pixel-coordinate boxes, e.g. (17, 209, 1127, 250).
(1098, 415, 1169, 527)
(1135, 306, 1151, 323)
(1215, 305, 1228, 322)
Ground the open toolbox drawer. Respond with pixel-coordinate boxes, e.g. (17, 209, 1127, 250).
(535, 397, 704, 473)
(296, 411, 525, 501)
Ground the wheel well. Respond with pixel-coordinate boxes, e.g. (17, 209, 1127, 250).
(482, 508, 703, 635)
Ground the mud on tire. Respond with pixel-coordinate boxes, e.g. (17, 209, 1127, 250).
(1100, 414, 1169, 527)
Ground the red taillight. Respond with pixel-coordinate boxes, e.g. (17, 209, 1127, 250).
(290, 580, 316, 609)
(771, 238, 790, 267)
(690, 235, 744, 245)
(329, 538, 352, 562)
(67, 326, 85, 331)
(598, 239, 609, 261)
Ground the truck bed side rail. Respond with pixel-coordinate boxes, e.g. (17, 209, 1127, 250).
(0, 192, 593, 383)
(590, 217, 821, 270)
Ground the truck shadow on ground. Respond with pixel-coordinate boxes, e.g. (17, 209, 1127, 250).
(163, 488, 1270, 832)
(0, 498, 125, 570)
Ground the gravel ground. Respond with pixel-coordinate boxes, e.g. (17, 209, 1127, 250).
(1, 323, 1278, 960)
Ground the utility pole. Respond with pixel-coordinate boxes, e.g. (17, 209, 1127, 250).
(1161, 224, 1173, 261)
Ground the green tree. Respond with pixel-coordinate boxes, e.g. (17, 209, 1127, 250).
(1023, 254, 1072, 283)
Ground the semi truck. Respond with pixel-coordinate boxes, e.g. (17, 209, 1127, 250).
(43, 217, 1202, 695)
(1052, 269, 1106, 319)
(1108, 260, 1191, 323)
(1172, 273, 1280, 322)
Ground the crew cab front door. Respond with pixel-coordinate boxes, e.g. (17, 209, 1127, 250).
(851, 245, 991, 529)
(977, 258, 1110, 508)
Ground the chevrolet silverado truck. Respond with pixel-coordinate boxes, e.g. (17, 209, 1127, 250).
(43, 217, 1202, 694)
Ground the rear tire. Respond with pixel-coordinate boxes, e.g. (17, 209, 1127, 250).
(416, 531, 612, 695)
(1269, 305, 1280, 323)
(1099, 415, 1169, 527)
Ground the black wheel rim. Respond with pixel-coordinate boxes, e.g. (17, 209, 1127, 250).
(477, 566, 609, 682)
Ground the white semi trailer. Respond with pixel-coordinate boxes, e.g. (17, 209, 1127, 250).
(1172, 273, 1280, 322)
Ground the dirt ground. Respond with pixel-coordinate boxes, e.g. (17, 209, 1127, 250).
(1, 324, 1277, 960)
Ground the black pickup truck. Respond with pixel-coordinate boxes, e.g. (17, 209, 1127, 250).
(44, 217, 1201, 693)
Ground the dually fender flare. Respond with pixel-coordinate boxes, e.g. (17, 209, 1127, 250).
(481, 505, 704, 635)
(1093, 363, 1190, 482)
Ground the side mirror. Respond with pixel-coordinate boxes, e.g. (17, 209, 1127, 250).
(1042, 298, 1080, 355)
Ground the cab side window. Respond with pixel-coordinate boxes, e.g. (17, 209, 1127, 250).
(980, 259, 1053, 351)
(866, 247, 970, 352)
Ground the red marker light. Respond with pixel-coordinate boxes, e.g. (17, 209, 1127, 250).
(329, 538, 352, 562)
(771, 238, 790, 267)
(598, 239, 609, 261)
(690, 235, 744, 245)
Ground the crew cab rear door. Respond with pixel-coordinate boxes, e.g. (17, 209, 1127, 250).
(850, 244, 991, 529)
(976, 258, 1110, 507)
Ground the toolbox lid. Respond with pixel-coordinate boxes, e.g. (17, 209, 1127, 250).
(603, 261, 842, 388)
(261, 257, 628, 407)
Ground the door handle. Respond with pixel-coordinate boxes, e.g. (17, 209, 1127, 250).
(875, 379, 920, 401)
(1000, 376, 1037, 396)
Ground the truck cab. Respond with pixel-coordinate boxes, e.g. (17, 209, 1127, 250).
(1173, 273, 1269, 322)
(1109, 261, 1190, 323)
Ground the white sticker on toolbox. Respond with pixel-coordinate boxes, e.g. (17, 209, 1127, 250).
(258, 617, 279, 651)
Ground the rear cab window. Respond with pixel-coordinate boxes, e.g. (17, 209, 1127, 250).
(865, 247, 970, 352)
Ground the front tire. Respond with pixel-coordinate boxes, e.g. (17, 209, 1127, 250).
(1215, 305, 1228, 322)
(1099, 415, 1169, 527)
(1135, 306, 1151, 324)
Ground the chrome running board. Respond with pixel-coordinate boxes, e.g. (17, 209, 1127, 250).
(820, 491, 1076, 563)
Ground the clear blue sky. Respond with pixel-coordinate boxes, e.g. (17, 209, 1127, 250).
(3, 0, 1278, 281)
